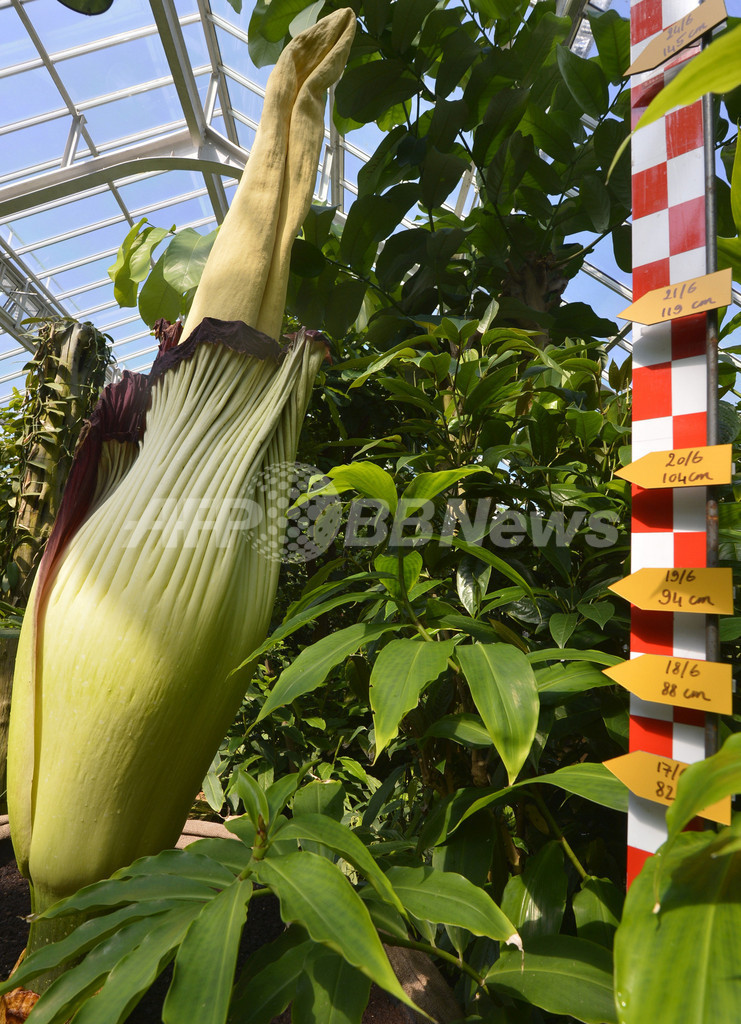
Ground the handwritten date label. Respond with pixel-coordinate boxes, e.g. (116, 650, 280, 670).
(603, 654, 732, 714)
(625, 0, 727, 76)
(603, 751, 731, 824)
(616, 444, 732, 489)
(618, 268, 732, 326)
(609, 567, 734, 615)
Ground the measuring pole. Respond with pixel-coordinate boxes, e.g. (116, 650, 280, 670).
(625, 0, 718, 885)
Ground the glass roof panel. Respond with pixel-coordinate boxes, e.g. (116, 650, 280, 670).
(30, 0, 154, 55)
(60, 35, 171, 105)
(79, 84, 187, 147)
(0, 116, 72, 180)
(0, 66, 63, 121)
(0, 5, 37, 66)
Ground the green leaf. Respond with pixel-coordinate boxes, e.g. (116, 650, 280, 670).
(228, 929, 312, 1024)
(336, 60, 418, 128)
(0, 902, 182, 995)
(537, 762, 628, 812)
(338, 186, 419, 275)
(573, 876, 622, 950)
(424, 712, 492, 748)
(162, 227, 217, 293)
(21, 908, 200, 1024)
(252, 853, 420, 1013)
(293, 946, 371, 1024)
(535, 661, 613, 705)
(138, 251, 183, 326)
(456, 643, 539, 784)
(370, 638, 455, 758)
(636, 23, 741, 131)
(385, 865, 520, 945)
(260, 0, 314, 41)
(577, 601, 615, 629)
(276, 813, 405, 914)
(615, 829, 741, 1024)
(113, 849, 236, 889)
(390, 0, 436, 53)
(730, 134, 741, 237)
(55, 0, 114, 13)
(519, 103, 573, 163)
(236, 769, 270, 830)
(448, 537, 534, 598)
(488, 936, 617, 1024)
(420, 147, 469, 209)
(326, 462, 398, 513)
(163, 879, 252, 1024)
(292, 780, 345, 821)
(587, 9, 630, 83)
(556, 46, 609, 119)
(401, 467, 484, 517)
(374, 550, 422, 600)
(500, 842, 567, 944)
(40, 875, 220, 919)
(663, 732, 741, 851)
(257, 623, 396, 721)
(548, 612, 578, 649)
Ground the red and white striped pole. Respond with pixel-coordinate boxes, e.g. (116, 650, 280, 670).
(626, 0, 714, 884)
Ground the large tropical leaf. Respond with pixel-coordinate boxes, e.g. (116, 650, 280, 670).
(488, 935, 617, 1024)
(456, 643, 539, 783)
(252, 852, 420, 1013)
(615, 828, 741, 1023)
(370, 638, 454, 757)
(385, 865, 520, 946)
(500, 842, 567, 944)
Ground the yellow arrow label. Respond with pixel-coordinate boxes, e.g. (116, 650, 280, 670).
(618, 269, 732, 326)
(609, 568, 734, 615)
(604, 751, 731, 825)
(603, 655, 732, 714)
(615, 444, 733, 489)
(625, 0, 727, 76)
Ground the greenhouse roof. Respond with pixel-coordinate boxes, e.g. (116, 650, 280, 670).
(0, 0, 737, 404)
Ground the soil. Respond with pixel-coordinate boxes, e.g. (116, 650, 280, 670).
(0, 838, 413, 1024)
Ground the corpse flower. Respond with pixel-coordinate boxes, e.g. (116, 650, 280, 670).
(7, 8, 356, 949)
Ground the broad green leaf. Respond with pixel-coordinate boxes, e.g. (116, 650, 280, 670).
(402, 467, 485, 516)
(385, 865, 520, 946)
(335, 59, 418, 126)
(257, 622, 396, 721)
(40, 874, 220, 918)
(292, 779, 345, 820)
(0, 901, 181, 995)
(535, 661, 613, 705)
(577, 601, 615, 629)
(71, 906, 204, 1024)
(456, 643, 539, 784)
(587, 8, 629, 83)
(138, 251, 182, 326)
(252, 852, 420, 1013)
(615, 829, 741, 1024)
(337, 185, 419, 274)
(500, 842, 566, 944)
(663, 732, 741, 853)
(449, 537, 534, 597)
(293, 946, 371, 1024)
(276, 813, 406, 914)
(536, 762, 628, 812)
(370, 638, 455, 757)
(163, 879, 252, 1024)
(260, 0, 314, 40)
(636, 23, 741, 130)
(527, 648, 622, 666)
(326, 463, 398, 514)
(548, 612, 578, 649)
(21, 909, 199, 1024)
(556, 46, 609, 119)
(566, 408, 603, 446)
(573, 876, 623, 950)
(423, 712, 492, 748)
(162, 227, 217, 293)
(488, 935, 617, 1024)
(188, 837, 252, 876)
(519, 103, 573, 163)
(112, 849, 236, 888)
(374, 551, 422, 600)
(731, 131, 741, 236)
(228, 930, 312, 1024)
(236, 769, 270, 830)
